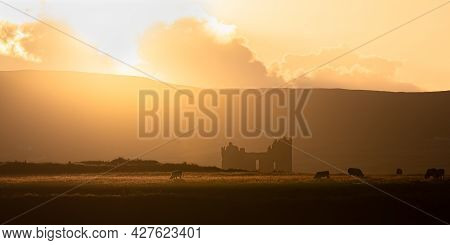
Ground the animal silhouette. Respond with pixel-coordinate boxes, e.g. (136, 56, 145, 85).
(348, 168, 364, 177)
(170, 170, 183, 179)
(425, 168, 445, 180)
(314, 171, 330, 179)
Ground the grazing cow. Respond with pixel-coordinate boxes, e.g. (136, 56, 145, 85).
(314, 171, 330, 179)
(425, 168, 444, 180)
(348, 168, 364, 177)
(425, 168, 436, 179)
(396, 168, 403, 175)
(437, 169, 445, 180)
(170, 170, 183, 179)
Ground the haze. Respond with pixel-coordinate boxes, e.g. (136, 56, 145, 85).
(1, 0, 449, 91)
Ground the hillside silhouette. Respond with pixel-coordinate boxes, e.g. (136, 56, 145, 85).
(0, 158, 228, 175)
(1, 70, 450, 174)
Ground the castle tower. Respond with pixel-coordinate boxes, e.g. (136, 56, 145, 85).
(268, 137, 293, 172)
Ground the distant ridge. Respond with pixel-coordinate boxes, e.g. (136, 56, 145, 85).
(0, 158, 236, 175)
(1, 70, 450, 174)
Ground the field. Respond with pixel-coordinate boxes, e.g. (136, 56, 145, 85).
(0, 172, 449, 225)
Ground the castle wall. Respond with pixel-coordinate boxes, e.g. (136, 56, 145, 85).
(259, 157, 274, 173)
(221, 138, 293, 172)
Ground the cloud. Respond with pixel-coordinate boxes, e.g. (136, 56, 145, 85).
(138, 17, 282, 88)
(139, 18, 419, 91)
(273, 48, 421, 92)
(0, 21, 41, 62)
(0, 20, 113, 73)
(1, 17, 419, 92)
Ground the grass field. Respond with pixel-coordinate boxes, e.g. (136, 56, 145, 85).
(0, 172, 449, 224)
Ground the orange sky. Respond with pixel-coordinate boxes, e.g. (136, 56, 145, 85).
(0, 0, 449, 91)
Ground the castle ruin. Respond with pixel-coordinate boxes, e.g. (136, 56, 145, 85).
(221, 138, 293, 172)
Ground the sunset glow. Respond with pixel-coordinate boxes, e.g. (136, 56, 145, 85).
(1, 0, 450, 228)
(0, 0, 449, 90)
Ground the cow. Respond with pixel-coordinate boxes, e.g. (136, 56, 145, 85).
(170, 170, 183, 179)
(314, 171, 330, 179)
(348, 168, 364, 177)
(396, 168, 403, 175)
(425, 168, 436, 179)
(425, 168, 445, 180)
(437, 169, 445, 180)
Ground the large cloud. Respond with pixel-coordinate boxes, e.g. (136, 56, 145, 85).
(139, 18, 419, 91)
(139, 18, 282, 88)
(0, 20, 113, 73)
(273, 48, 421, 92)
(1, 17, 420, 92)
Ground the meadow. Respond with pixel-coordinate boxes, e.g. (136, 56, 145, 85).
(0, 172, 449, 224)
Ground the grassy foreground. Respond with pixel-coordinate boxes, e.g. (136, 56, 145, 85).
(0, 172, 449, 224)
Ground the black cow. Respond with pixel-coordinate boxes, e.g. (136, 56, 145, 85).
(425, 168, 445, 180)
(437, 169, 445, 180)
(314, 171, 330, 179)
(170, 170, 183, 179)
(425, 168, 436, 179)
(348, 168, 364, 177)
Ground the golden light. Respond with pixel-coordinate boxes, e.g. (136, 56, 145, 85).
(205, 17, 236, 43)
(0, 23, 41, 63)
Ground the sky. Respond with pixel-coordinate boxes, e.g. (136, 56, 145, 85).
(0, 0, 449, 91)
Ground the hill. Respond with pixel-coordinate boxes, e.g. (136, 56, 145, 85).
(0, 158, 225, 175)
(1, 70, 450, 174)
